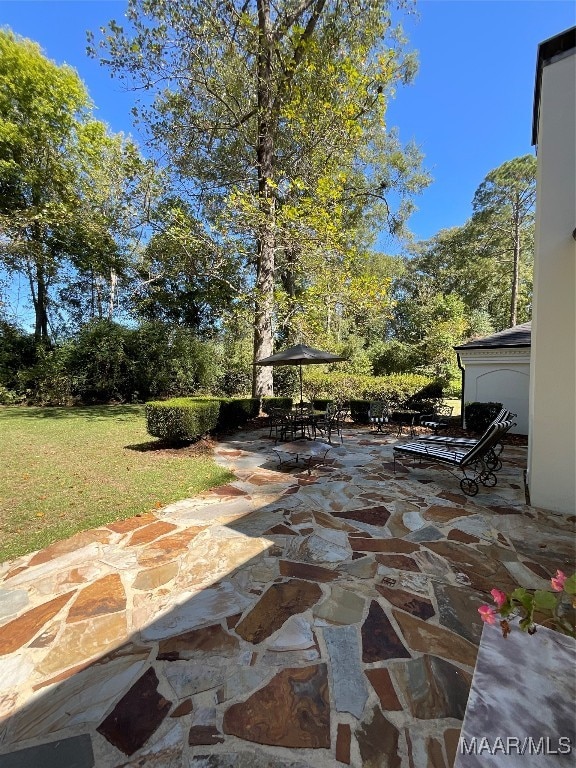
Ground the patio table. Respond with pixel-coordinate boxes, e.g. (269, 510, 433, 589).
(271, 439, 332, 473)
(391, 409, 420, 437)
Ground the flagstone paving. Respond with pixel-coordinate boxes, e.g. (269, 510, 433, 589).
(0, 426, 574, 767)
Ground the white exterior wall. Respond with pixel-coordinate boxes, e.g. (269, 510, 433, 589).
(460, 349, 530, 435)
(528, 50, 576, 513)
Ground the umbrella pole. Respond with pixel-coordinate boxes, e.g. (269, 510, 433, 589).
(299, 365, 303, 405)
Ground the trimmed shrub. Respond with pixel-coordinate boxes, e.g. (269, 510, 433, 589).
(349, 399, 370, 423)
(216, 397, 260, 429)
(262, 397, 293, 414)
(312, 399, 332, 411)
(464, 401, 503, 434)
(304, 371, 433, 407)
(145, 398, 220, 442)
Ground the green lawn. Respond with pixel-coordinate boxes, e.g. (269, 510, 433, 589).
(0, 405, 234, 563)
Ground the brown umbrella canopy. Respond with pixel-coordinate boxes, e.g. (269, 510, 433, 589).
(256, 344, 346, 403)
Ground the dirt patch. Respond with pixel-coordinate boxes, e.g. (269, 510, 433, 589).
(125, 437, 216, 457)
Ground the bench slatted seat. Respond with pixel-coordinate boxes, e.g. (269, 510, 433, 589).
(417, 408, 514, 470)
(393, 419, 516, 496)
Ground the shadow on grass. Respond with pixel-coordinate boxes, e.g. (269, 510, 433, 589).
(124, 438, 214, 457)
(0, 404, 144, 420)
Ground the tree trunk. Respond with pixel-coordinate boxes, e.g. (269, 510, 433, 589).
(108, 268, 118, 320)
(510, 195, 521, 327)
(252, 0, 275, 398)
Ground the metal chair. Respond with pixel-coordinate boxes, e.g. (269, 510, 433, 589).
(368, 401, 390, 433)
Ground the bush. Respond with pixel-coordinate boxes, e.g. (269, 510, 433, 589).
(145, 398, 221, 442)
(261, 397, 293, 413)
(303, 371, 433, 405)
(464, 401, 503, 434)
(312, 399, 332, 411)
(215, 397, 260, 429)
(349, 400, 371, 423)
(18, 344, 76, 406)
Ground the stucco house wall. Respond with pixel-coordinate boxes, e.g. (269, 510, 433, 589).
(458, 348, 530, 435)
(528, 29, 576, 514)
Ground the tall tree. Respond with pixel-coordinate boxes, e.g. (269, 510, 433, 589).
(0, 29, 90, 343)
(471, 154, 536, 327)
(92, 0, 428, 395)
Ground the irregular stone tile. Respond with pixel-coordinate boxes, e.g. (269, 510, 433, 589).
(188, 725, 224, 745)
(294, 530, 352, 564)
(220, 667, 271, 702)
(97, 668, 171, 755)
(140, 582, 251, 641)
(366, 538, 420, 554)
(424, 504, 471, 523)
(406, 730, 448, 768)
(450, 515, 494, 541)
(0, 654, 34, 691)
(127, 521, 178, 547)
(263, 523, 297, 535)
(235, 580, 322, 644)
(223, 665, 330, 748)
(336, 723, 351, 765)
(522, 560, 552, 579)
(268, 615, 315, 651)
(349, 537, 401, 553)
(0, 591, 74, 655)
(447, 528, 480, 544)
(392, 654, 471, 719)
(375, 554, 420, 572)
(0, 588, 29, 621)
(405, 526, 444, 543)
(392, 610, 477, 668)
(37, 612, 128, 677)
(10, 657, 146, 741)
(67, 573, 126, 623)
(26, 529, 112, 566)
(133, 561, 179, 591)
(365, 668, 402, 711)
(411, 548, 450, 577)
(106, 513, 156, 533)
(331, 505, 391, 527)
(361, 601, 411, 662)
(339, 556, 378, 579)
(137, 528, 204, 566)
(311, 511, 357, 532)
(398, 571, 431, 595)
(208, 484, 248, 497)
(403, 511, 426, 531)
(157, 623, 238, 661)
(425, 541, 518, 594)
(444, 727, 461, 767)
(376, 585, 435, 621)
(474, 543, 517, 563)
(188, 754, 312, 768)
(433, 583, 486, 644)
(279, 560, 338, 582)
(313, 585, 365, 625)
(324, 625, 368, 718)
(356, 706, 401, 768)
(0, 735, 94, 768)
(260, 647, 320, 664)
(164, 661, 231, 696)
(171, 699, 193, 717)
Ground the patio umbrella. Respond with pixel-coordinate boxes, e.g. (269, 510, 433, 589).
(256, 343, 347, 404)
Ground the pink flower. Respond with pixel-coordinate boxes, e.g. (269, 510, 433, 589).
(551, 570, 567, 592)
(491, 588, 507, 608)
(478, 605, 498, 624)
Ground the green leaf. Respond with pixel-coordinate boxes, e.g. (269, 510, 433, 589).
(533, 590, 557, 610)
(564, 574, 576, 595)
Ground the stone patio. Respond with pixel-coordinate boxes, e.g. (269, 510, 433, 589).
(0, 425, 574, 767)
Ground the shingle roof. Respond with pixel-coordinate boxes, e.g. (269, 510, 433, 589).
(454, 322, 531, 350)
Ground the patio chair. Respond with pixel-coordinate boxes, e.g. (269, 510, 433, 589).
(313, 402, 345, 444)
(368, 401, 390, 433)
(419, 403, 454, 434)
(392, 419, 516, 496)
(417, 408, 514, 471)
(267, 408, 291, 442)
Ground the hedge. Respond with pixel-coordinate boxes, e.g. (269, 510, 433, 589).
(303, 371, 436, 404)
(261, 397, 293, 414)
(145, 398, 221, 442)
(146, 396, 261, 441)
(464, 401, 503, 434)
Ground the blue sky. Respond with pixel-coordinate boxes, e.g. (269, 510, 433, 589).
(1, 0, 575, 252)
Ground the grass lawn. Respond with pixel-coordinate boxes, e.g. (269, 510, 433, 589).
(0, 405, 235, 563)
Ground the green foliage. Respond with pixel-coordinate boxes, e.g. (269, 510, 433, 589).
(0, 321, 36, 391)
(261, 397, 293, 413)
(304, 371, 432, 405)
(145, 398, 221, 442)
(17, 344, 76, 406)
(214, 397, 260, 429)
(464, 402, 503, 434)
